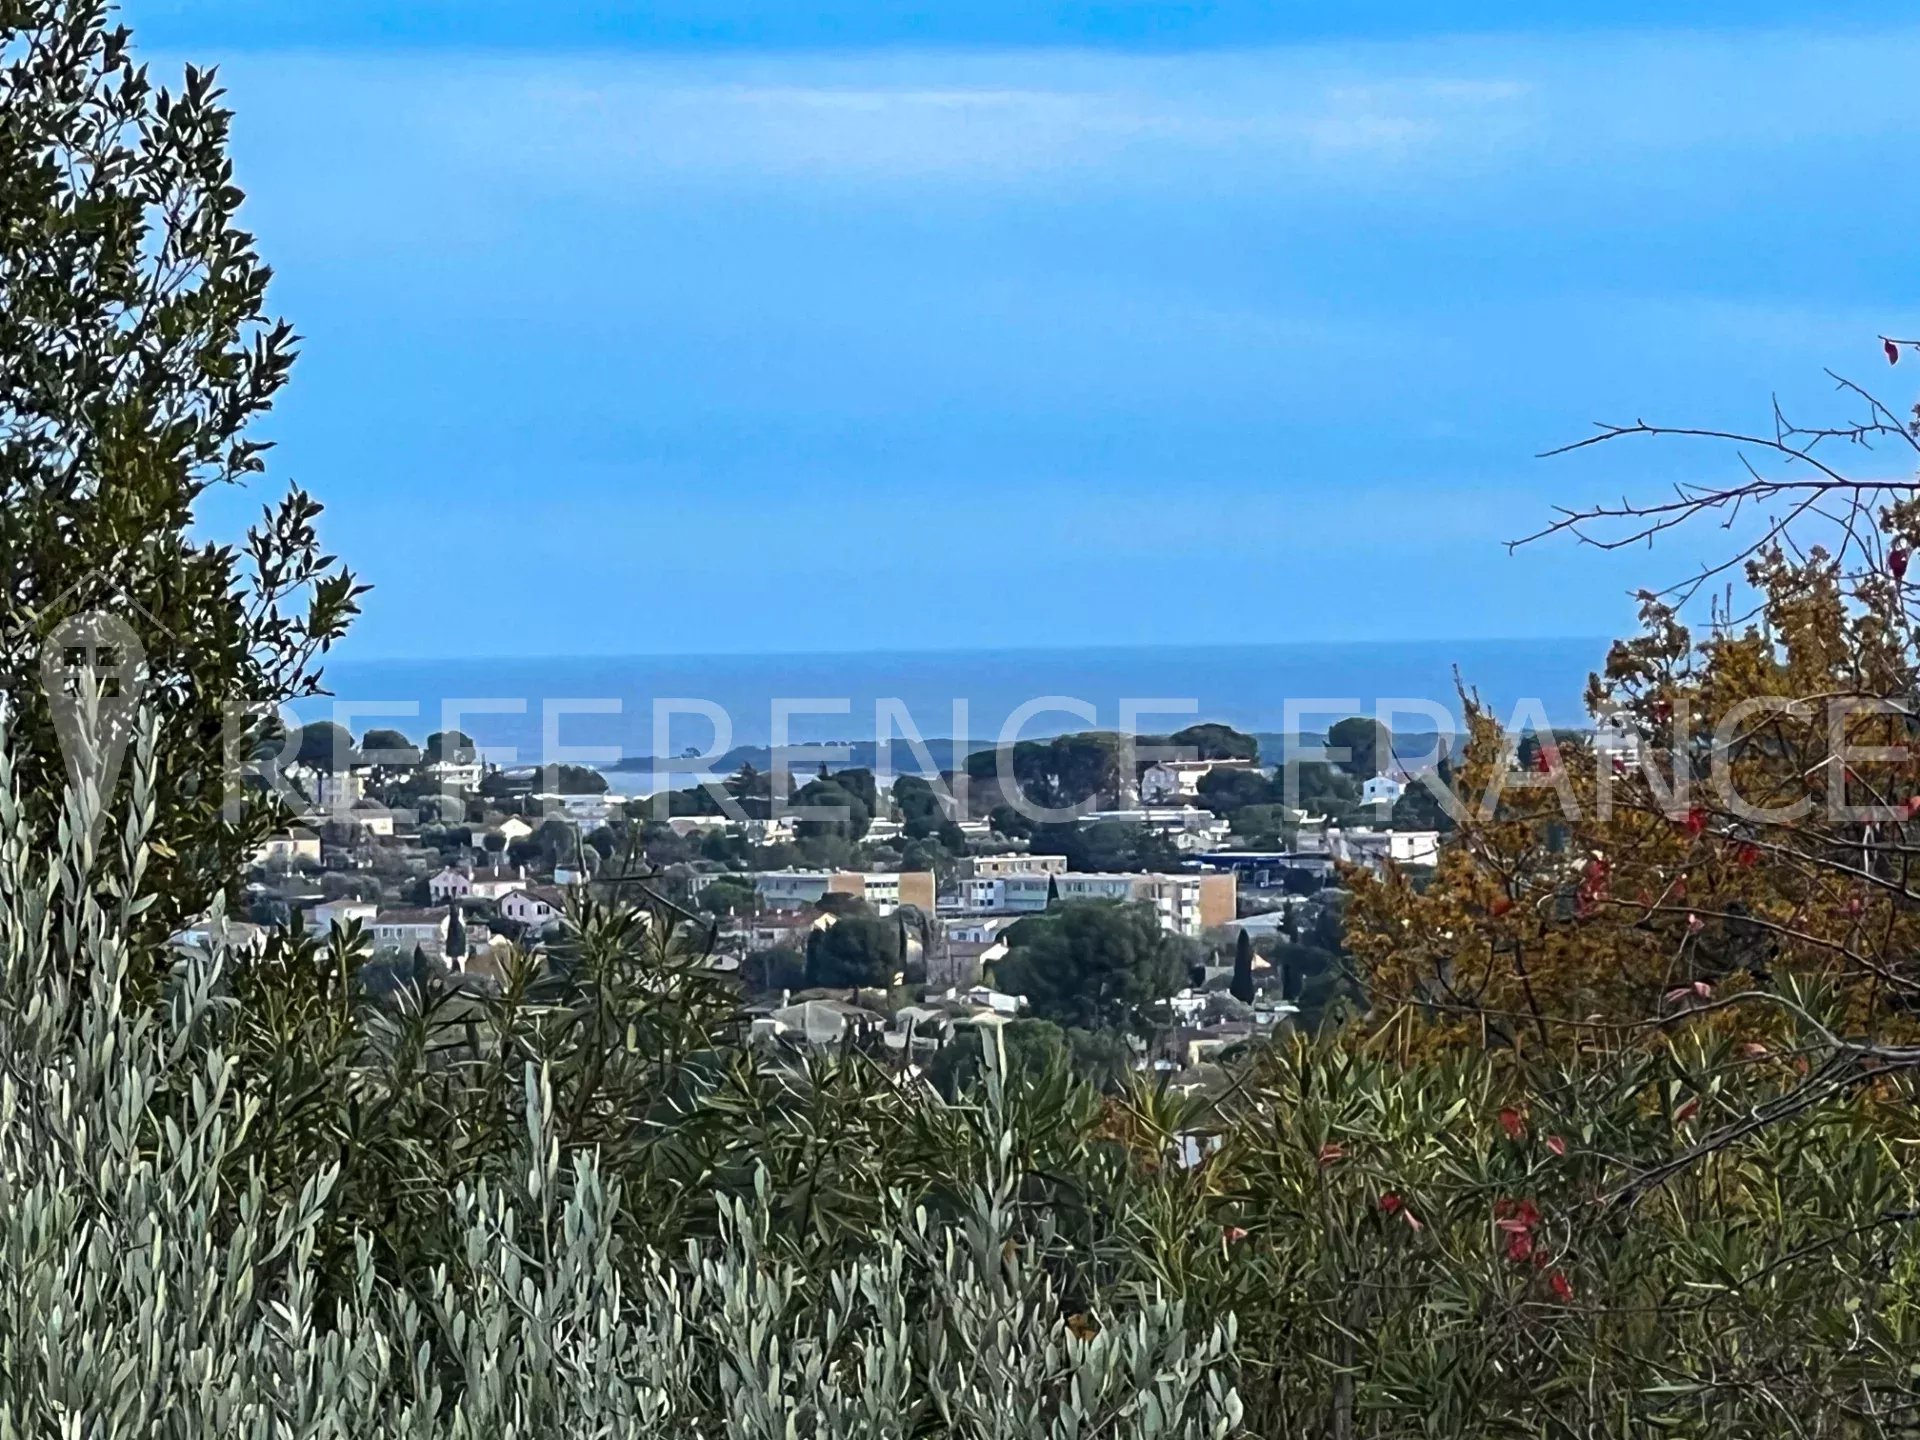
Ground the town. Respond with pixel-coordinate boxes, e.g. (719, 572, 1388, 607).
(210, 716, 1466, 1091)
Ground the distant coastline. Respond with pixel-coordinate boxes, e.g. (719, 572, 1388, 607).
(292, 636, 1610, 765)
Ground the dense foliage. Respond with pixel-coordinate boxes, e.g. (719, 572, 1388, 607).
(10, 726, 1920, 1435)
(0, 1, 361, 941)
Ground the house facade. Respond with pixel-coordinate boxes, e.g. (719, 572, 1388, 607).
(1139, 758, 1258, 804)
(423, 757, 484, 792)
(304, 898, 378, 935)
(500, 886, 569, 934)
(753, 870, 935, 916)
(252, 828, 321, 866)
(529, 791, 617, 824)
(956, 869, 1235, 936)
(1361, 774, 1407, 808)
(430, 865, 526, 903)
(1325, 827, 1440, 870)
(369, 907, 450, 953)
(961, 853, 1068, 879)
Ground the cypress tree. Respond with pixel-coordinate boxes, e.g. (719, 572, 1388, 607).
(1231, 929, 1256, 1004)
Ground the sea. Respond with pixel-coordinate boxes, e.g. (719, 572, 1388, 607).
(289, 638, 1608, 778)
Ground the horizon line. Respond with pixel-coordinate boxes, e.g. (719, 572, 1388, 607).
(319, 634, 1615, 668)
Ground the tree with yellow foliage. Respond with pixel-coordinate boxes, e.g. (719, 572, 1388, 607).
(1350, 355, 1920, 1063)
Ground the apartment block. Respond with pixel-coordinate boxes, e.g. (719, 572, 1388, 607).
(754, 870, 936, 916)
(959, 869, 1237, 938)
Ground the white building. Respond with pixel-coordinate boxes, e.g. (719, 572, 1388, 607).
(950, 870, 1233, 937)
(1594, 712, 1643, 768)
(500, 886, 569, 935)
(252, 828, 321, 866)
(1139, 758, 1258, 804)
(998, 873, 1059, 913)
(280, 759, 356, 805)
(752, 998, 886, 1049)
(304, 898, 377, 935)
(529, 791, 618, 824)
(1062, 873, 1186, 932)
(370, 907, 451, 953)
(955, 985, 1025, 1017)
(1361, 774, 1406, 809)
(348, 802, 395, 837)
(171, 915, 270, 954)
(745, 814, 799, 846)
(428, 866, 469, 903)
(964, 854, 1068, 878)
(1325, 828, 1440, 870)
(423, 757, 484, 792)
(429, 865, 525, 903)
(944, 915, 1020, 944)
(753, 870, 934, 916)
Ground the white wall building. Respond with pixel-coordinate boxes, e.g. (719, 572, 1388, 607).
(753, 870, 933, 916)
(304, 898, 377, 935)
(429, 866, 524, 903)
(1361, 774, 1406, 808)
(951, 870, 1232, 937)
(423, 757, 485, 791)
(370, 907, 451, 953)
(529, 792, 617, 824)
(252, 828, 321, 866)
(500, 886, 568, 935)
(1325, 828, 1440, 870)
(1139, 759, 1258, 804)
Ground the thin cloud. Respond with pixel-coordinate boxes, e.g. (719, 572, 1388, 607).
(418, 53, 1540, 183)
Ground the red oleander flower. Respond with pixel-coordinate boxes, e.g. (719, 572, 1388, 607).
(1495, 1198, 1541, 1232)
(1674, 1097, 1700, 1123)
(1499, 1108, 1527, 1140)
(1317, 1142, 1345, 1167)
(1545, 1135, 1567, 1157)
(1549, 1271, 1575, 1302)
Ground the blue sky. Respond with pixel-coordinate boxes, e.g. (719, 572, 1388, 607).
(144, 1, 1920, 660)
